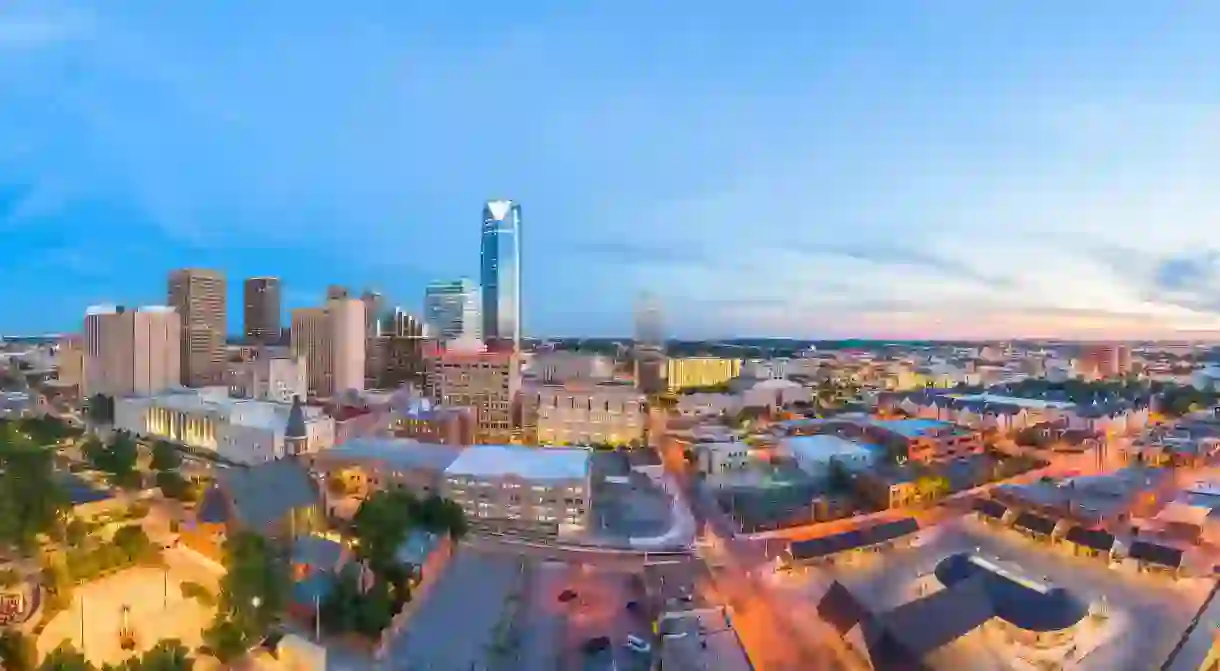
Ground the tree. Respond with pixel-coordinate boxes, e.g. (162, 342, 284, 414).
(38, 642, 96, 671)
(0, 629, 37, 671)
(112, 525, 154, 563)
(123, 639, 193, 671)
(217, 532, 289, 639)
(0, 428, 68, 553)
(156, 471, 192, 501)
(65, 518, 90, 547)
(150, 441, 182, 472)
(200, 620, 247, 664)
(351, 490, 417, 570)
(326, 475, 349, 498)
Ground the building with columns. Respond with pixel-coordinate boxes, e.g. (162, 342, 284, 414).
(114, 387, 334, 465)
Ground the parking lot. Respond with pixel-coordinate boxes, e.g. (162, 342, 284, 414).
(773, 516, 1214, 670)
(511, 560, 653, 671)
(384, 548, 522, 670)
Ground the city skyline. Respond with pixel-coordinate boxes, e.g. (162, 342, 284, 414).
(3, 2, 1220, 339)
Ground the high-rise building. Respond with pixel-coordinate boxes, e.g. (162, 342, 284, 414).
(360, 289, 384, 338)
(243, 277, 281, 344)
(1077, 343, 1133, 379)
(367, 308, 429, 389)
(632, 292, 668, 394)
(633, 292, 665, 350)
(168, 268, 227, 387)
(291, 298, 365, 398)
(82, 305, 181, 398)
(326, 285, 350, 301)
(424, 279, 481, 342)
(480, 199, 522, 352)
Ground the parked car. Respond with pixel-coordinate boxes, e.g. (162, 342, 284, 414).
(583, 636, 610, 655)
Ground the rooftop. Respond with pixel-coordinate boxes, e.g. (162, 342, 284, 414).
(781, 434, 884, 459)
(133, 389, 326, 431)
(864, 418, 955, 438)
(947, 393, 1077, 410)
(444, 444, 591, 481)
(322, 437, 463, 472)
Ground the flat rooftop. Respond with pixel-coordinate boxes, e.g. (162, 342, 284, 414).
(781, 434, 884, 459)
(321, 437, 464, 472)
(948, 393, 1077, 410)
(444, 444, 591, 481)
(864, 418, 955, 438)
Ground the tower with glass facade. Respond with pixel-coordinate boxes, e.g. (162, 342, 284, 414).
(480, 200, 522, 351)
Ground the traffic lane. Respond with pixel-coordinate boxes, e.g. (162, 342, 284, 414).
(462, 536, 693, 571)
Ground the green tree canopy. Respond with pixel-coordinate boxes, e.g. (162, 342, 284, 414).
(38, 642, 96, 671)
(109, 639, 193, 671)
(200, 620, 247, 664)
(149, 441, 182, 472)
(217, 532, 289, 639)
(0, 629, 37, 671)
(155, 471, 193, 501)
(351, 490, 417, 570)
(0, 427, 67, 553)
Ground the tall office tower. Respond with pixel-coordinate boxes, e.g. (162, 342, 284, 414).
(326, 285, 350, 301)
(291, 298, 365, 398)
(82, 305, 181, 398)
(168, 268, 227, 387)
(633, 292, 665, 350)
(367, 307, 429, 389)
(632, 292, 668, 394)
(424, 278, 481, 342)
(480, 199, 522, 352)
(243, 277, 282, 344)
(360, 289, 384, 337)
(1077, 343, 1133, 379)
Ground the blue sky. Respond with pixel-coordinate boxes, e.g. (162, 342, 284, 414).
(2, 1, 1219, 339)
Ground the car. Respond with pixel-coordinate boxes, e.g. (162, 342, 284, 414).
(558, 589, 578, 603)
(626, 600, 640, 612)
(625, 635, 652, 654)
(582, 636, 610, 655)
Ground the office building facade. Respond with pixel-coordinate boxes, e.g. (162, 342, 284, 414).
(425, 347, 520, 443)
(168, 268, 227, 387)
(480, 200, 522, 351)
(243, 277, 281, 344)
(291, 298, 366, 398)
(424, 279, 481, 342)
(521, 381, 647, 447)
(83, 305, 181, 398)
(367, 308, 429, 389)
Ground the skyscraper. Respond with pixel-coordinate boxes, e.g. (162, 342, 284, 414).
(82, 305, 181, 398)
(168, 268, 227, 387)
(480, 199, 522, 352)
(424, 279, 481, 342)
(243, 277, 281, 344)
(633, 292, 665, 349)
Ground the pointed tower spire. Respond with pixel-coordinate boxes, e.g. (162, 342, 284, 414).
(284, 395, 309, 456)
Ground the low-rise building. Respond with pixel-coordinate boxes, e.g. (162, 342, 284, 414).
(521, 381, 646, 447)
(779, 434, 882, 479)
(666, 357, 742, 392)
(524, 351, 615, 384)
(114, 388, 334, 464)
(675, 392, 739, 418)
(308, 437, 464, 501)
(227, 353, 307, 403)
(390, 399, 476, 445)
(696, 441, 751, 476)
(443, 444, 592, 536)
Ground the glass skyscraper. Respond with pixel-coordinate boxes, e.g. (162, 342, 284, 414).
(423, 278, 480, 342)
(480, 199, 522, 351)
